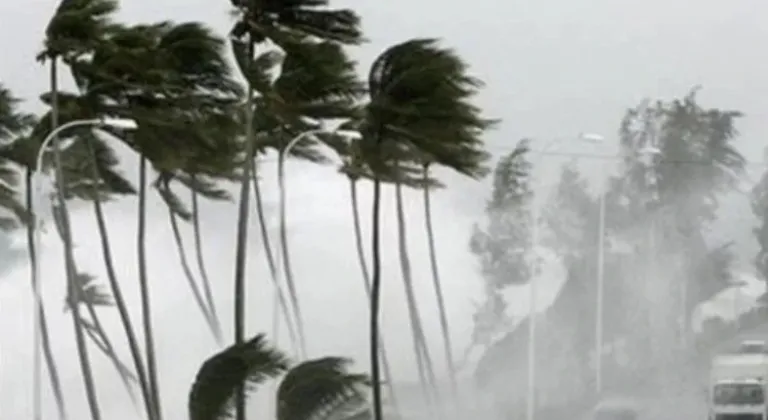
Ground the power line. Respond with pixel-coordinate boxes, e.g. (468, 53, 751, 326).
(486, 147, 768, 169)
(268, 146, 768, 169)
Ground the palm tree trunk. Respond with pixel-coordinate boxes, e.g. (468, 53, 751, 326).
(277, 166, 307, 357)
(251, 165, 298, 350)
(190, 188, 223, 344)
(422, 166, 458, 397)
(369, 169, 384, 420)
(233, 40, 255, 420)
(167, 207, 220, 342)
(137, 155, 162, 420)
(49, 58, 103, 420)
(25, 170, 67, 420)
(84, 136, 154, 419)
(394, 182, 437, 401)
(79, 312, 139, 410)
(348, 178, 398, 411)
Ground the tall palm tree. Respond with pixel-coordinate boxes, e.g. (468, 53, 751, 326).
(227, 3, 361, 417)
(0, 85, 68, 420)
(39, 1, 119, 418)
(337, 142, 399, 412)
(360, 38, 494, 420)
(393, 175, 438, 402)
(188, 333, 371, 420)
(420, 161, 456, 394)
(3, 95, 146, 420)
(340, 140, 442, 404)
(63, 18, 244, 419)
(418, 144, 490, 398)
(34, 91, 157, 419)
(155, 173, 224, 343)
(251, 38, 365, 356)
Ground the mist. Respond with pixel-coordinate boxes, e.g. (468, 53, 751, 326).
(3, 0, 768, 420)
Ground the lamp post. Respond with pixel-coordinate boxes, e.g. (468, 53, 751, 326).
(592, 141, 661, 398)
(526, 133, 603, 420)
(32, 116, 138, 297)
(29, 116, 136, 419)
(277, 127, 362, 358)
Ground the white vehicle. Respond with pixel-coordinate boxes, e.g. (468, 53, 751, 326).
(710, 353, 768, 420)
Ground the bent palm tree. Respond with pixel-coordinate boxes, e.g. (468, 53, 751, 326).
(337, 142, 399, 412)
(188, 333, 371, 420)
(251, 38, 365, 356)
(418, 147, 490, 397)
(360, 38, 494, 420)
(64, 19, 244, 419)
(34, 92, 155, 419)
(227, 3, 362, 417)
(40, 1, 119, 418)
(155, 173, 224, 343)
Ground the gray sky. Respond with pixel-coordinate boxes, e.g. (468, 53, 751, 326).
(2, 0, 768, 418)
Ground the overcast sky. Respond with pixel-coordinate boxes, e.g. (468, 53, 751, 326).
(2, 0, 768, 418)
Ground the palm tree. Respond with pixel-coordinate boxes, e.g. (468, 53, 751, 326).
(250, 38, 366, 356)
(61, 18, 244, 419)
(39, 1, 120, 418)
(337, 141, 399, 412)
(227, 3, 362, 417)
(418, 134, 490, 398)
(188, 333, 371, 420)
(0, 84, 68, 420)
(421, 161, 456, 395)
(2, 92, 146, 420)
(339, 140, 442, 404)
(393, 173, 438, 402)
(33, 90, 157, 419)
(359, 38, 494, 420)
(155, 173, 224, 343)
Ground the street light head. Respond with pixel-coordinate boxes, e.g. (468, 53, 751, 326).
(638, 145, 662, 156)
(334, 129, 363, 141)
(579, 132, 605, 143)
(101, 117, 138, 130)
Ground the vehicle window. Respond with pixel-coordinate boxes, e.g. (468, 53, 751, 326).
(714, 384, 764, 405)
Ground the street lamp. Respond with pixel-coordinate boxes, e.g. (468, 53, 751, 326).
(28, 116, 136, 420)
(277, 127, 362, 358)
(526, 133, 603, 420)
(585, 139, 659, 398)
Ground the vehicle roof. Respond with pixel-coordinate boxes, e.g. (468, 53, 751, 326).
(714, 354, 768, 365)
(715, 378, 763, 384)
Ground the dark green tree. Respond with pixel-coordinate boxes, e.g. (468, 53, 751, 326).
(226, 13, 363, 419)
(244, 38, 366, 357)
(49, 17, 245, 420)
(360, 38, 494, 420)
(38, 1, 121, 418)
(188, 334, 371, 420)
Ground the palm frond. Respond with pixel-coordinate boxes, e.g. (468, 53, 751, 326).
(0, 84, 36, 138)
(364, 38, 494, 179)
(277, 357, 369, 420)
(189, 334, 289, 420)
(230, 0, 362, 45)
(154, 173, 192, 220)
(41, 0, 119, 61)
